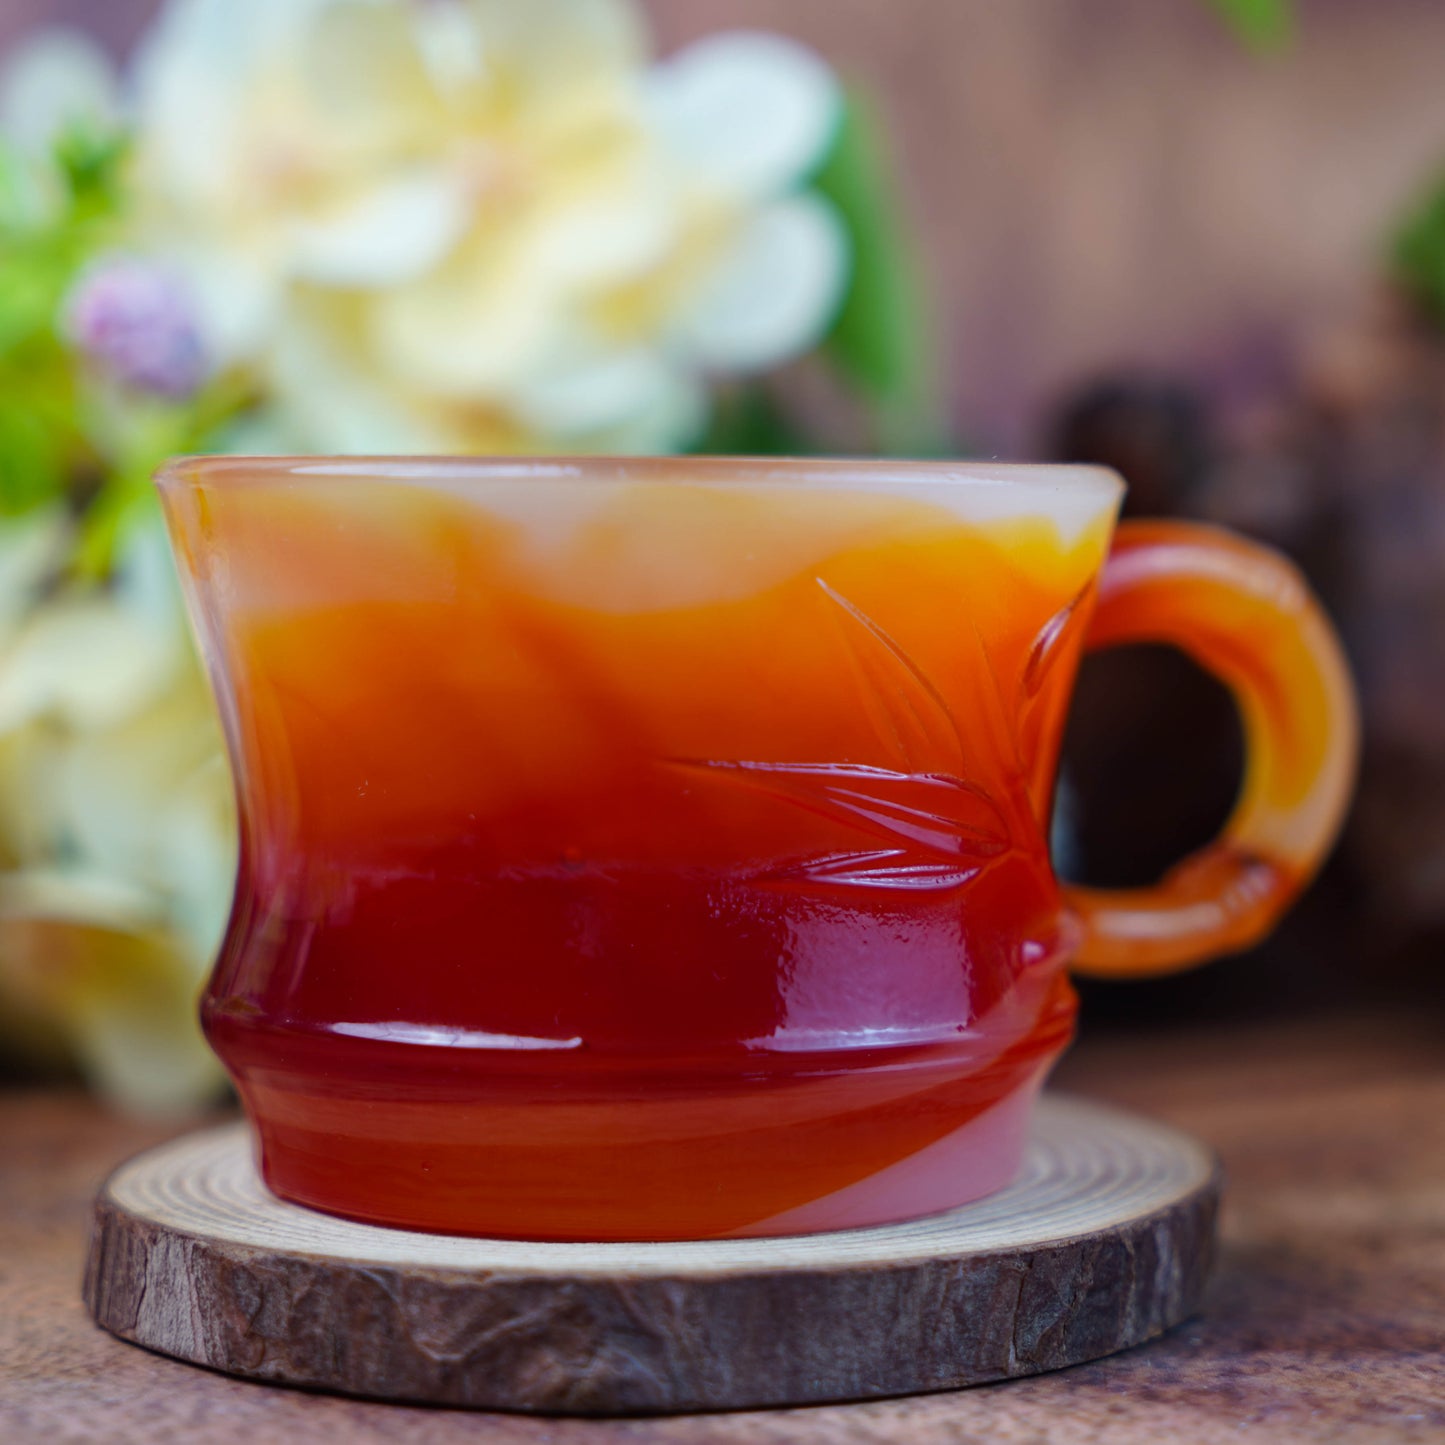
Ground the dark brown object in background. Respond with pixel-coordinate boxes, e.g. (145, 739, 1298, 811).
(1217, 292, 1445, 976)
(1047, 382, 1277, 1022)
(1047, 380, 1238, 904)
(1050, 291, 1445, 1015)
(1051, 379, 1212, 522)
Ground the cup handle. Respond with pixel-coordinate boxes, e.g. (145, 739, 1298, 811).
(1064, 520, 1359, 977)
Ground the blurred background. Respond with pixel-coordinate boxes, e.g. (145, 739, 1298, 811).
(2, 0, 1443, 1114)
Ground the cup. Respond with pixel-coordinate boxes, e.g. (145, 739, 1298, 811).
(159, 457, 1356, 1241)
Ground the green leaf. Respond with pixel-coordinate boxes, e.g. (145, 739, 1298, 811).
(72, 470, 158, 581)
(1394, 171, 1445, 325)
(70, 373, 255, 578)
(693, 383, 808, 457)
(53, 123, 128, 227)
(0, 402, 67, 513)
(813, 89, 944, 455)
(0, 120, 131, 526)
(1205, 0, 1294, 53)
(71, 405, 184, 580)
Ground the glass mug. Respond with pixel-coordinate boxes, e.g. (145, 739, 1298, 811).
(159, 457, 1356, 1241)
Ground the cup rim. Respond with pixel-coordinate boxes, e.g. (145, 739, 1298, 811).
(156, 454, 1126, 501)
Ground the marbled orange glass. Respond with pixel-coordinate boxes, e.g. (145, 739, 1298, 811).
(160, 458, 1356, 1241)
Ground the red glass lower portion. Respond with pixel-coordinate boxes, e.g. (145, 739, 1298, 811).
(209, 973, 1075, 1241)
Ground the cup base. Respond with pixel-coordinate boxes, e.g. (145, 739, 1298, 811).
(237, 1047, 1061, 1242)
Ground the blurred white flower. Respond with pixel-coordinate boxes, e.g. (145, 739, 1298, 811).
(0, 516, 233, 1114)
(64, 256, 210, 400)
(126, 0, 849, 452)
(0, 0, 853, 1110)
(0, 26, 121, 227)
(0, 26, 118, 160)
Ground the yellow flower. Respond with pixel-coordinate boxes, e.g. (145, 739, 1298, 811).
(0, 514, 233, 1113)
(128, 0, 849, 453)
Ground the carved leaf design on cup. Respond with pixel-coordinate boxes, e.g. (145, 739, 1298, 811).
(816, 579, 961, 775)
(672, 760, 1011, 890)
(665, 580, 1024, 893)
(1022, 581, 1094, 701)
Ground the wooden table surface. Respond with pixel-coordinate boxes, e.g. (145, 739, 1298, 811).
(3, 1012, 1443, 1445)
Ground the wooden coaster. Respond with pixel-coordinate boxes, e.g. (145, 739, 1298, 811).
(83, 1095, 1219, 1415)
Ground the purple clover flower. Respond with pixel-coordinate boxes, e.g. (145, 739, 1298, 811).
(65, 257, 208, 401)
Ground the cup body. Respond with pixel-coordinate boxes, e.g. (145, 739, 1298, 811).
(160, 456, 1124, 1240)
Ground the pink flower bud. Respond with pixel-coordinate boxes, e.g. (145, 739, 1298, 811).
(65, 257, 207, 400)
